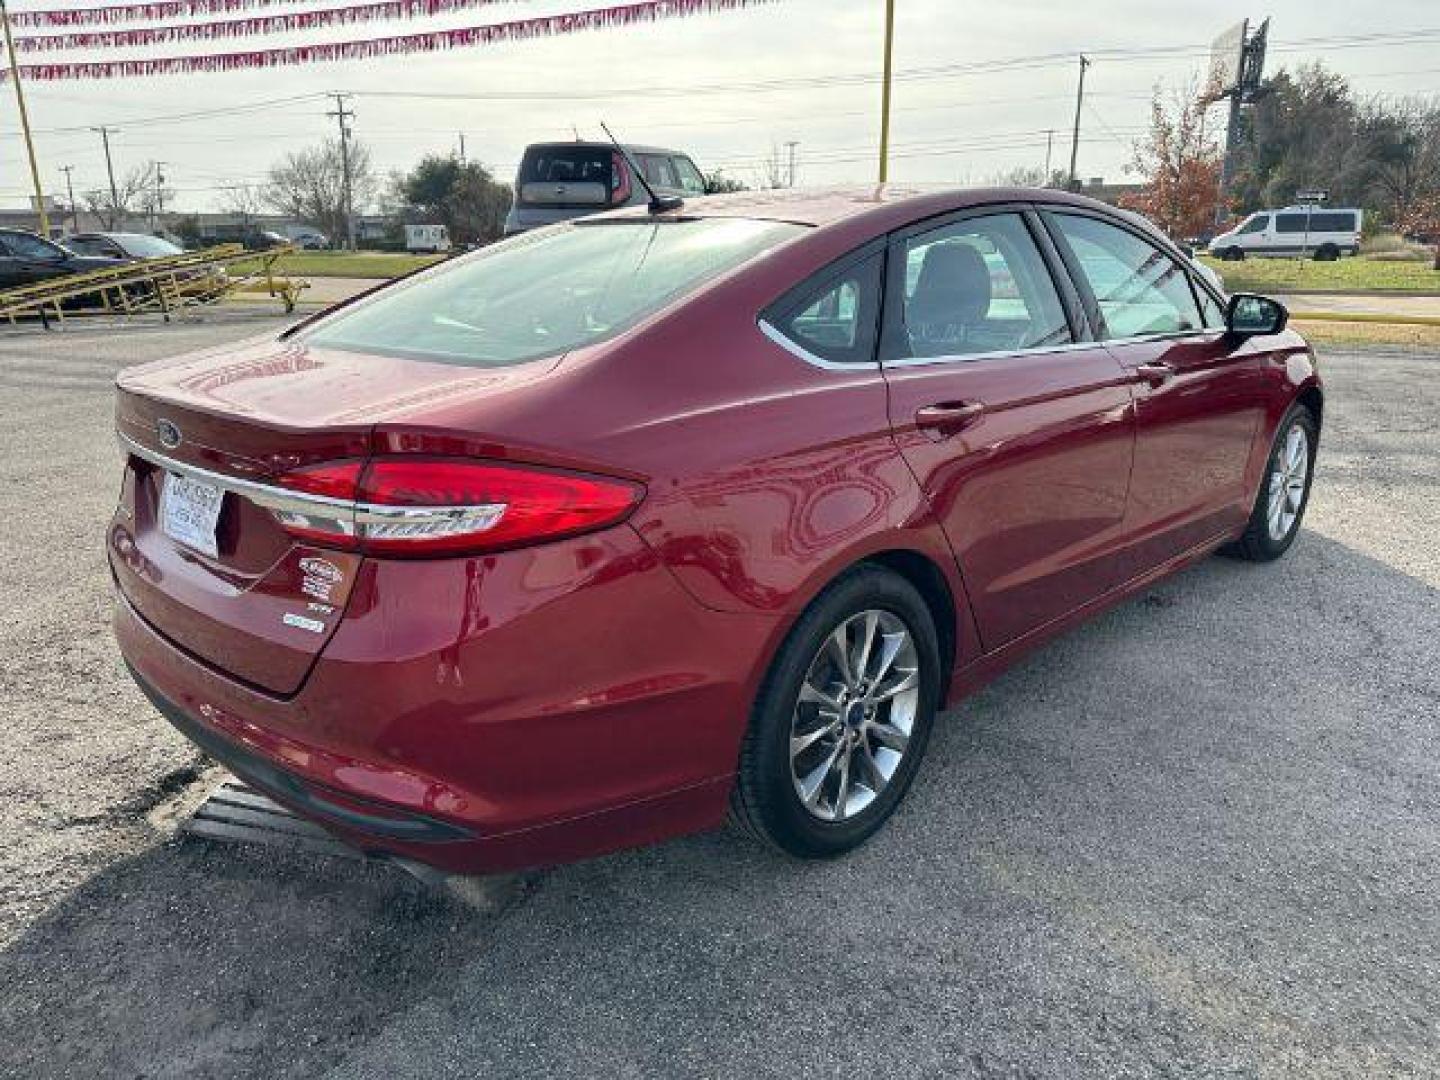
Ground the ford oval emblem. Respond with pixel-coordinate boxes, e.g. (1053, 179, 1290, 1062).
(156, 418, 182, 449)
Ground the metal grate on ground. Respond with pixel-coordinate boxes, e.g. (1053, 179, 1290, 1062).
(182, 776, 362, 860)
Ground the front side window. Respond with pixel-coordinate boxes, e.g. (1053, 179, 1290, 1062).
(302, 218, 806, 368)
(1239, 214, 1269, 234)
(768, 252, 882, 366)
(1050, 213, 1203, 338)
(896, 213, 1071, 359)
(672, 157, 707, 195)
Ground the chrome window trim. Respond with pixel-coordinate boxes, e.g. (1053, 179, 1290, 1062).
(883, 338, 1100, 369)
(119, 434, 506, 534)
(757, 318, 874, 371)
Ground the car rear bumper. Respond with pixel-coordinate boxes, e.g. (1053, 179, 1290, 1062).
(112, 525, 779, 874)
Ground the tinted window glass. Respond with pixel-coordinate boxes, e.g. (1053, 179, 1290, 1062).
(65, 237, 108, 256)
(897, 213, 1071, 358)
(1052, 213, 1203, 338)
(672, 157, 707, 195)
(1310, 212, 1355, 232)
(520, 147, 612, 186)
(772, 252, 881, 366)
(4, 232, 66, 260)
(303, 218, 805, 368)
(115, 234, 183, 258)
(1275, 214, 1308, 234)
(1239, 214, 1268, 234)
(638, 154, 680, 189)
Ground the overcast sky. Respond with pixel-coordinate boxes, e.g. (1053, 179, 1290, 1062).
(7, 0, 1439, 213)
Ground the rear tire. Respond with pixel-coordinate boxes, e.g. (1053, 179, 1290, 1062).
(729, 565, 941, 859)
(1313, 244, 1340, 262)
(1225, 404, 1318, 562)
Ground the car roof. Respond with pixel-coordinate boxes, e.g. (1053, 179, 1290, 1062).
(608, 184, 1160, 237)
(522, 141, 693, 158)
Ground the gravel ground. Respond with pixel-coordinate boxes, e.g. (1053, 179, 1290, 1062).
(0, 315, 1436, 1079)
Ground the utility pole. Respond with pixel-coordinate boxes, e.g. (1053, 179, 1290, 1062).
(1043, 129, 1055, 183)
(328, 92, 357, 251)
(458, 132, 466, 164)
(92, 126, 120, 228)
(1068, 54, 1090, 191)
(59, 165, 77, 232)
(1, 0, 50, 236)
(878, 0, 895, 183)
(151, 161, 167, 230)
(784, 140, 799, 187)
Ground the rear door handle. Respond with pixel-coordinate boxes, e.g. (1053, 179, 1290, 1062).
(915, 400, 986, 432)
(1133, 362, 1176, 385)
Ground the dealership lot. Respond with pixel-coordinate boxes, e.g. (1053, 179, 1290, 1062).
(1, 315, 1437, 1078)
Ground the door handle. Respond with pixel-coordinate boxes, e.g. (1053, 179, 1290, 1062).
(1133, 362, 1176, 385)
(915, 400, 986, 432)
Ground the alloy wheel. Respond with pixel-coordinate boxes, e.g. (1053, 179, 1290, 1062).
(789, 609, 921, 823)
(1267, 423, 1310, 542)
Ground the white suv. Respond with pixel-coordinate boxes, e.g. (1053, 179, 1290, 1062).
(1209, 206, 1363, 261)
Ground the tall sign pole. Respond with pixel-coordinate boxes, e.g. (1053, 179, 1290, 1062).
(1, 0, 51, 236)
(878, 0, 895, 183)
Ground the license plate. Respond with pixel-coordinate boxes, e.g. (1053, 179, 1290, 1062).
(161, 473, 223, 558)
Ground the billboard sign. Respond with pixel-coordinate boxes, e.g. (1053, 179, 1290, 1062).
(1204, 19, 1247, 103)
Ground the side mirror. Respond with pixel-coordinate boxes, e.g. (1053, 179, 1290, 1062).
(1226, 293, 1288, 337)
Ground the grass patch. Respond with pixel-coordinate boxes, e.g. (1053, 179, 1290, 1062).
(270, 251, 448, 278)
(1291, 318, 1440, 348)
(1199, 254, 1440, 295)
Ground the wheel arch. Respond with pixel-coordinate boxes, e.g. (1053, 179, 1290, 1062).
(1297, 382, 1324, 430)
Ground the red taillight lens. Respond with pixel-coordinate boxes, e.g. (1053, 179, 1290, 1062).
(273, 457, 643, 557)
(611, 151, 633, 206)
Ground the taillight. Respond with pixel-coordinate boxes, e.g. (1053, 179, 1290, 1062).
(271, 457, 643, 557)
(611, 151, 633, 206)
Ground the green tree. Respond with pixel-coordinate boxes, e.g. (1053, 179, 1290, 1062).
(396, 155, 512, 245)
(704, 170, 749, 194)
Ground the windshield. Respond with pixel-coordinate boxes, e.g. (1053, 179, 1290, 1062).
(301, 218, 806, 368)
(122, 234, 183, 257)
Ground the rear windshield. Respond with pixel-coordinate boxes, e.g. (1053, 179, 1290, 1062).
(116, 234, 183, 258)
(520, 147, 612, 187)
(300, 218, 806, 368)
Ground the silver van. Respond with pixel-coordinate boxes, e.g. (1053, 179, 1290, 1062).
(1209, 206, 1363, 261)
(503, 142, 707, 236)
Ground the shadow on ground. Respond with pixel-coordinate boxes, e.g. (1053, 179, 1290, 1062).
(2, 533, 1437, 1079)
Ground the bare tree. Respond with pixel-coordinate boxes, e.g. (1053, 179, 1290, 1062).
(82, 163, 154, 230)
(220, 184, 267, 235)
(265, 138, 376, 243)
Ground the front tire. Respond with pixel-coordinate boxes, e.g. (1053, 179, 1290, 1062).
(729, 565, 941, 858)
(1226, 404, 1318, 562)
(1221, 246, 1246, 262)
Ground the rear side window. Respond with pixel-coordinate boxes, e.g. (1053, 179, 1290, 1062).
(1050, 213, 1203, 338)
(1310, 212, 1356, 232)
(302, 218, 806, 368)
(637, 154, 680, 189)
(894, 212, 1072, 359)
(766, 252, 882, 366)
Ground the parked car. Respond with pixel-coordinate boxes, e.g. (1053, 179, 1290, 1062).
(110, 186, 1320, 878)
(282, 228, 330, 250)
(243, 230, 290, 251)
(65, 232, 185, 260)
(1209, 206, 1363, 261)
(503, 140, 707, 235)
(0, 228, 124, 290)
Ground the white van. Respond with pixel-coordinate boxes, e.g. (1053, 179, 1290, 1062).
(405, 223, 451, 254)
(1209, 206, 1363, 261)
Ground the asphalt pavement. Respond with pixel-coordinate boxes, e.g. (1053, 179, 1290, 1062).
(0, 313, 1436, 1079)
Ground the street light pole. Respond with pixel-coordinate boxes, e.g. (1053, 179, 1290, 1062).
(1, 0, 50, 236)
(878, 0, 895, 183)
(60, 165, 77, 232)
(1068, 54, 1090, 190)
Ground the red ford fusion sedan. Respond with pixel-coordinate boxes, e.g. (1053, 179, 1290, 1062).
(110, 186, 1321, 876)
